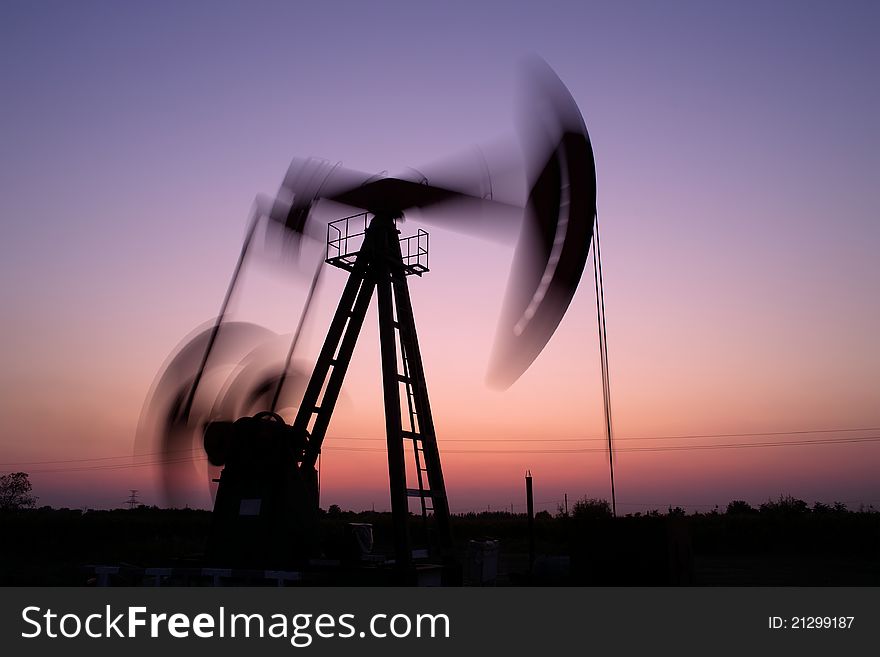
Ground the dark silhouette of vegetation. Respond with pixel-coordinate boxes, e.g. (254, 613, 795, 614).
(0, 472, 37, 510)
(759, 494, 809, 514)
(812, 501, 848, 514)
(726, 500, 757, 515)
(0, 496, 877, 585)
(570, 497, 612, 519)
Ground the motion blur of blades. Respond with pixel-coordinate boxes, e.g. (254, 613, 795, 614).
(516, 56, 594, 173)
(258, 159, 364, 273)
(272, 153, 521, 223)
(136, 321, 277, 432)
(398, 142, 525, 244)
(238, 194, 324, 286)
(328, 170, 522, 224)
(135, 321, 278, 507)
(487, 57, 597, 389)
(210, 339, 310, 423)
(256, 210, 326, 280)
(273, 157, 378, 231)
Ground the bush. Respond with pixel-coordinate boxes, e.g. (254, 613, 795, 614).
(726, 500, 757, 515)
(759, 495, 808, 514)
(571, 497, 612, 520)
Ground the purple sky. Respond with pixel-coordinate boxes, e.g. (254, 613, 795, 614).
(1, 1, 878, 512)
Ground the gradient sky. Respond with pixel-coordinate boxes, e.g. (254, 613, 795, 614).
(1, 1, 878, 513)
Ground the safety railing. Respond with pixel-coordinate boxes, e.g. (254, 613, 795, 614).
(326, 213, 429, 276)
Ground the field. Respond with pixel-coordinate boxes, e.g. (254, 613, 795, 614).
(1, 504, 878, 586)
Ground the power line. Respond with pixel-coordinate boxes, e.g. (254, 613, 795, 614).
(592, 213, 616, 516)
(610, 436, 880, 453)
(611, 426, 880, 442)
(319, 426, 880, 443)
(316, 437, 880, 455)
(6, 456, 205, 475)
(0, 448, 204, 467)
(4, 426, 878, 468)
(326, 435, 880, 454)
(452, 498, 880, 514)
(4, 434, 880, 475)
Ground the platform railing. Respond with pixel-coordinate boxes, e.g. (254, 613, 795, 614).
(326, 213, 429, 276)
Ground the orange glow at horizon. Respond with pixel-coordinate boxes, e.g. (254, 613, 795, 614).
(2, 3, 878, 513)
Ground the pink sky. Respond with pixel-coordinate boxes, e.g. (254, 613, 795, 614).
(1, 2, 878, 512)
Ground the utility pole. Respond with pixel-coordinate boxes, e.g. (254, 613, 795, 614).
(564, 493, 569, 517)
(126, 489, 139, 510)
(526, 471, 535, 574)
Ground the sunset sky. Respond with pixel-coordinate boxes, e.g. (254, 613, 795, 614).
(1, 1, 878, 514)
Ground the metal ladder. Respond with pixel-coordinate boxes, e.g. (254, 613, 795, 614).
(398, 306, 433, 523)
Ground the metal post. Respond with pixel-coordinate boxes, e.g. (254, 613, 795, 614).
(526, 470, 535, 574)
(375, 216, 412, 569)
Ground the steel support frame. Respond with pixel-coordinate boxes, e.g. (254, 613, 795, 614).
(292, 214, 454, 569)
